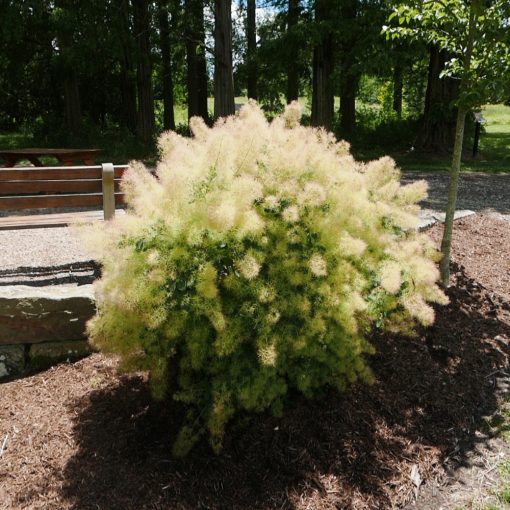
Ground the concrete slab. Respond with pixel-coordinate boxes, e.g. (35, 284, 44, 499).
(418, 209, 476, 231)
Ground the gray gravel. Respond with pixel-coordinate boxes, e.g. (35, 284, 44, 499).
(402, 171, 510, 214)
(0, 227, 92, 270)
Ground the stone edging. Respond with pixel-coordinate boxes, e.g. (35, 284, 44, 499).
(0, 284, 95, 379)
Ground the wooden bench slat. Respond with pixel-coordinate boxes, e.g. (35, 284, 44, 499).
(0, 165, 127, 181)
(0, 209, 126, 230)
(0, 180, 122, 195)
(0, 193, 125, 211)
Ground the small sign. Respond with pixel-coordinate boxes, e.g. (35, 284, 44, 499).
(474, 111, 486, 124)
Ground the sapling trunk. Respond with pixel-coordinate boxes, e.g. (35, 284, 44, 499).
(439, 0, 476, 286)
(439, 107, 467, 285)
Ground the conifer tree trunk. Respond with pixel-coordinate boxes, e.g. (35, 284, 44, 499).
(116, 0, 138, 133)
(338, 0, 357, 137)
(196, 8, 209, 122)
(392, 64, 403, 117)
(214, 0, 235, 118)
(246, 0, 257, 100)
(311, 0, 334, 130)
(340, 75, 358, 135)
(423, 45, 439, 121)
(158, 0, 175, 130)
(133, 0, 155, 143)
(185, 0, 199, 120)
(439, 1, 476, 285)
(186, 0, 208, 122)
(63, 70, 82, 136)
(286, 0, 299, 103)
(119, 57, 138, 135)
(415, 46, 458, 152)
(55, 4, 82, 136)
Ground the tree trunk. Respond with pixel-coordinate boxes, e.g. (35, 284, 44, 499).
(286, 0, 299, 103)
(63, 70, 82, 136)
(119, 59, 138, 134)
(246, 0, 257, 100)
(338, 0, 357, 137)
(214, 0, 235, 119)
(423, 45, 437, 120)
(158, 0, 175, 130)
(185, 0, 199, 120)
(439, 108, 467, 284)
(415, 45, 459, 152)
(392, 64, 403, 117)
(196, 9, 209, 123)
(311, 0, 334, 130)
(439, 1, 476, 285)
(133, 0, 155, 143)
(115, 0, 138, 134)
(186, 0, 209, 122)
(340, 75, 358, 136)
(55, 7, 82, 137)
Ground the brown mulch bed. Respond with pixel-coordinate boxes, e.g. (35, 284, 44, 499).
(428, 212, 510, 301)
(1, 214, 510, 510)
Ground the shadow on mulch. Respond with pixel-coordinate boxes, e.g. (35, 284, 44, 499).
(60, 264, 510, 510)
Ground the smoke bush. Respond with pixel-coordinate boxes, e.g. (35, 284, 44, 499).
(85, 102, 447, 455)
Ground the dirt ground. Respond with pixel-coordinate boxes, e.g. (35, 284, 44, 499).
(1, 213, 509, 510)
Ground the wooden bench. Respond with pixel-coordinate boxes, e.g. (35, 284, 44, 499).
(0, 163, 128, 230)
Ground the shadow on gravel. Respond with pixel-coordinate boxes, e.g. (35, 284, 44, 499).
(0, 261, 100, 286)
(59, 263, 510, 509)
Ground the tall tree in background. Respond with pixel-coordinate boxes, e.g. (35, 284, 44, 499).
(185, 0, 209, 122)
(54, 1, 82, 136)
(414, 45, 458, 151)
(392, 63, 403, 116)
(114, 0, 138, 134)
(286, 0, 300, 103)
(158, 0, 175, 130)
(311, 0, 334, 130)
(214, 0, 235, 118)
(133, 0, 155, 142)
(246, 0, 257, 100)
(338, 0, 358, 136)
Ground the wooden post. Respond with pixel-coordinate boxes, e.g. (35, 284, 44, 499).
(101, 163, 115, 220)
(472, 121, 481, 157)
(472, 112, 484, 158)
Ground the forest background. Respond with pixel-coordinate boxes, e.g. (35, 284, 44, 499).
(0, 0, 508, 172)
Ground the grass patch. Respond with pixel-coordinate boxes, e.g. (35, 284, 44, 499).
(393, 104, 510, 174)
(485, 460, 510, 509)
(479, 397, 510, 510)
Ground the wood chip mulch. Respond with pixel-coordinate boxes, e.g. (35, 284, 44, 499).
(428, 212, 510, 301)
(1, 213, 509, 510)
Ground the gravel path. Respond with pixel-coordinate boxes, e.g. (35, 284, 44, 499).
(0, 227, 92, 270)
(0, 171, 508, 273)
(403, 171, 510, 214)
